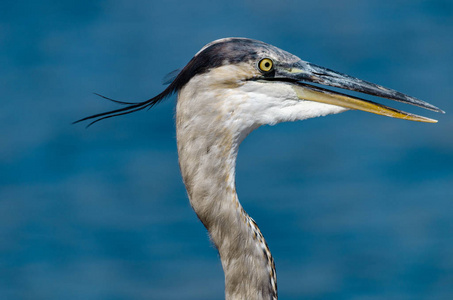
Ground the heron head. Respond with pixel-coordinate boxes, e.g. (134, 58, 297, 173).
(75, 38, 443, 126)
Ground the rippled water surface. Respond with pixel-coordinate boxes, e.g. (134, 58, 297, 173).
(1, 1, 453, 299)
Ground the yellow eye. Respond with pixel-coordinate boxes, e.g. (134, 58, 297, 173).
(258, 58, 273, 72)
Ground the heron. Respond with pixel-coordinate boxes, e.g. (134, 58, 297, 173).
(76, 38, 444, 300)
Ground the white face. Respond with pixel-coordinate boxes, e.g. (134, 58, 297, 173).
(236, 78, 349, 126)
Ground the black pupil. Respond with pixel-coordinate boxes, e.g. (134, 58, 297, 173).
(265, 62, 270, 68)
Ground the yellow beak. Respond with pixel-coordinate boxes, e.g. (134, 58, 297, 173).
(292, 83, 438, 123)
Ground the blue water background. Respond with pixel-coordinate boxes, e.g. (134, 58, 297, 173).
(1, 1, 453, 299)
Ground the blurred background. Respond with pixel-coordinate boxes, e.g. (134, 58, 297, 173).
(1, 1, 453, 299)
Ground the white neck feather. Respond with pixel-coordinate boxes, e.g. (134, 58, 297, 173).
(175, 66, 346, 300)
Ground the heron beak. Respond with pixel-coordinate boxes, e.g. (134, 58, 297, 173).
(280, 60, 444, 123)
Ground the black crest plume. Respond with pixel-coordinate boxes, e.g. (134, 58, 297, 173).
(73, 71, 182, 127)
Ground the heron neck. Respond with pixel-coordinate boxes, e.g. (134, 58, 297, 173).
(176, 94, 277, 300)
